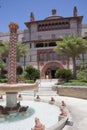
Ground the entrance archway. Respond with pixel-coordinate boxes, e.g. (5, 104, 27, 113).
(41, 62, 64, 79)
(45, 67, 58, 79)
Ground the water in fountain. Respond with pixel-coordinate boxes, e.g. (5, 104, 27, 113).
(0, 100, 60, 130)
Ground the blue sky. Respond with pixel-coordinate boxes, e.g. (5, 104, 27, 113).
(0, 0, 87, 32)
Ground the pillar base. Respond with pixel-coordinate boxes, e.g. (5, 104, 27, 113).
(6, 92, 18, 107)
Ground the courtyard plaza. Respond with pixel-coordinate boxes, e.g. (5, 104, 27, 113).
(18, 79, 87, 130)
(0, 79, 87, 130)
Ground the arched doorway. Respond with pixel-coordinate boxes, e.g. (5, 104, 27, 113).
(45, 66, 58, 79)
(41, 62, 64, 79)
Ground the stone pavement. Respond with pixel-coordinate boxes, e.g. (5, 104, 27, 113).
(60, 96, 87, 130)
(36, 79, 87, 130)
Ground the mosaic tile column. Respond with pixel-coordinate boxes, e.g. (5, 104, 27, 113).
(8, 22, 19, 84)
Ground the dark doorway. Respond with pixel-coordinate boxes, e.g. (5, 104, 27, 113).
(45, 66, 58, 79)
(51, 70, 56, 78)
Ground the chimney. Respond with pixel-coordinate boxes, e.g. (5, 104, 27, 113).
(73, 6, 78, 17)
(52, 9, 57, 15)
(30, 12, 35, 22)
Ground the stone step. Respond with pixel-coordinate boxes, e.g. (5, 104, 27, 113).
(36, 91, 58, 96)
(36, 93, 58, 96)
(40, 82, 57, 87)
(19, 91, 35, 96)
(38, 87, 52, 91)
(40, 79, 58, 82)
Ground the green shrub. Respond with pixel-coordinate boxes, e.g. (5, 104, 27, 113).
(77, 69, 87, 81)
(25, 80, 34, 83)
(55, 69, 72, 82)
(79, 79, 87, 83)
(0, 78, 7, 83)
(63, 82, 87, 86)
(25, 66, 40, 81)
(69, 79, 79, 83)
(63, 79, 87, 86)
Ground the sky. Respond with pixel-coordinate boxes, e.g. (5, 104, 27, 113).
(0, 0, 87, 32)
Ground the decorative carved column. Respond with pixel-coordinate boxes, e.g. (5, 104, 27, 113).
(6, 22, 19, 107)
(8, 22, 19, 84)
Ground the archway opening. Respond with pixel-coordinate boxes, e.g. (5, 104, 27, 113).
(41, 62, 64, 79)
(45, 66, 59, 79)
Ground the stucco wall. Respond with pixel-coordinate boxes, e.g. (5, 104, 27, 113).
(58, 87, 87, 99)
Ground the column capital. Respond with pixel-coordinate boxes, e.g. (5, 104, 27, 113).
(9, 22, 19, 33)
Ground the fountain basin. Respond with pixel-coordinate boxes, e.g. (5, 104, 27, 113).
(0, 100, 60, 130)
(0, 83, 38, 92)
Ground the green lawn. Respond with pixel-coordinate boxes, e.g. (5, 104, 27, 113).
(63, 80, 87, 86)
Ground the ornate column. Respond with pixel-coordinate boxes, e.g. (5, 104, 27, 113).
(6, 22, 19, 107)
(8, 22, 19, 84)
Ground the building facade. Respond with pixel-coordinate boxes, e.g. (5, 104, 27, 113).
(0, 6, 87, 78)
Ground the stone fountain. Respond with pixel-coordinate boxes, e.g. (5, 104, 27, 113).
(0, 22, 67, 130)
(0, 22, 38, 108)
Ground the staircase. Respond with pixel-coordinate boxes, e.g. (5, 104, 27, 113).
(36, 79, 58, 97)
(19, 79, 58, 97)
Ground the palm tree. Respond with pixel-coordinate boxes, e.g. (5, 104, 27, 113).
(1, 41, 29, 59)
(0, 43, 5, 57)
(54, 35, 87, 79)
(16, 42, 29, 70)
(0, 41, 29, 73)
(16, 42, 29, 59)
(0, 43, 5, 77)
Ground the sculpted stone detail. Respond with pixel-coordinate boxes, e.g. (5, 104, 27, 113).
(60, 108, 67, 116)
(49, 97, 55, 104)
(60, 101, 67, 117)
(34, 117, 45, 130)
(61, 101, 66, 107)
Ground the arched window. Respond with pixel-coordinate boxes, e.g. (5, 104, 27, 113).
(49, 42, 56, 46)
(36, 43, 43, 48)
